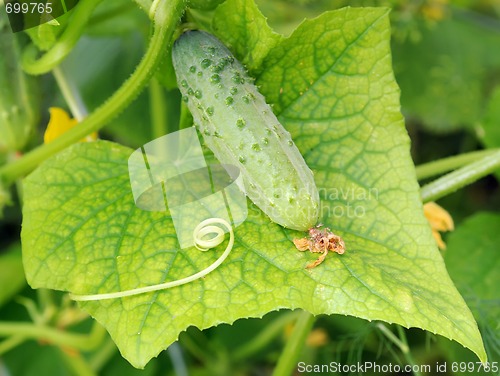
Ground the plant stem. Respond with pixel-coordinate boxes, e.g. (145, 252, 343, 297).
(37, 288, 56, 317)
(233, 311, 302, 361)
(420, 150, 500, 203)
(0, 321, 106, 351)
(60, 348, 97, 376)
(415, 149, 499, 180)
(167, 342, 189, 376)
(272, 310, 315, 376)
(376, 323, 407, 352)
(149, 77, 169, 138)
(397, 326, 422, 376)
(0, 0, 185, 185)
(22, 0, 102, 75)
(87, 336, 117, 372)
(179, 331, 211, 364)
(53, 65, 88, 121)
(179, 100, 193, 129)
(0, 335, 26, 355)
(376, 324, 422, 376)
(87, 1, 137, 29)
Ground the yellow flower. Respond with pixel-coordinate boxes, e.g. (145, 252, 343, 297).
(423, 202, 454, 250)
(284, 323, 328, 347)
(44, 107, 97, 144)
(421, 0, 449, 21)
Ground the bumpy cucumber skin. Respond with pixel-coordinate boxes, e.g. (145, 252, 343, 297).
(172, 31, 319, 231)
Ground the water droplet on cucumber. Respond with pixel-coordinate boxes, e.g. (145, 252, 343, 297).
(251, 143, 261, 151)
(236, 118, 246, 128)
(201, 59, 212, 69)
(210, 74, 221, 84)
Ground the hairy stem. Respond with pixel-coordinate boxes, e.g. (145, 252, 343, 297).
(272, 310, 315, 376)
(420, 150, 500, 203)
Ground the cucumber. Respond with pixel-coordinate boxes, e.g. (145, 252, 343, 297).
(0, 12, 38, 153)
(172, 31, 319, 231)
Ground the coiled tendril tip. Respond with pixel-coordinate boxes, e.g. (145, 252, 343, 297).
(69, 218, 234, 301)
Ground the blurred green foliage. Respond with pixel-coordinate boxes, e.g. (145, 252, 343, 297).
(0, 0, 499, 375)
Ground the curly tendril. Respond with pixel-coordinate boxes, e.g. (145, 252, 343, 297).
(0, 0, 185, 184)
(69, 218, 234, 301)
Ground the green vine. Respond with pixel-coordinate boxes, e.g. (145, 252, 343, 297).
(272, 310, 316, 376)
(0, 0, 185, 185)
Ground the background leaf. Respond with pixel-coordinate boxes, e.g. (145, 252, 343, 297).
(22, 6, 485, 368)
(212, 0, 282, 71)
(2, 342, 72, 376)
(479, 85, 500, 149)
(392, 12, 500, 132)
(0, 243, 25, 308)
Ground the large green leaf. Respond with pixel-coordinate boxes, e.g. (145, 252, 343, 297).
(212, 0, 282, 71)
(22, 6, 485, 368)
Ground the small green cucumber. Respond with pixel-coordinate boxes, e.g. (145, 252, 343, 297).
(172, 30, 319, 231)
(0, 12, 38, 153)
